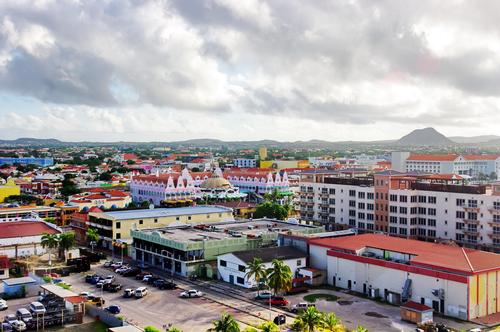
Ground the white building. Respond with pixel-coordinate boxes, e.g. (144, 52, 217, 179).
(309, 234, 500, 321)
(233, 158, 257, 168)
(299, 170, 500, 252)
(217, 246, 307, 288)
(0, 221, 61, 258)
(392, 152, 500, 179)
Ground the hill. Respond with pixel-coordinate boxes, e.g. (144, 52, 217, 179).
(397, 128, 453, 146)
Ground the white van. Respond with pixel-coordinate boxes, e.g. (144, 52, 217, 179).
(134, 287, 148, 298)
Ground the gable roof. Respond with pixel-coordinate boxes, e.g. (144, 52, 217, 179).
(0, 221, 59, 239)
(231, 246, 306, 264)
(309, 234, 500, 274)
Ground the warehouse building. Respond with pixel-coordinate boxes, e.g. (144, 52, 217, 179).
(309, 234, 500, 321)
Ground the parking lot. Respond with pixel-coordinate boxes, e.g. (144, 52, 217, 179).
(66, 264, 280, 331)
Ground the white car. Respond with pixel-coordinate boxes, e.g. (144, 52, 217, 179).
(79, 292, 94, 299)
(180, 289, 203, 298)
(0, 299, 7, 311)
(110, 261, 123, 268)
(115, 266, 129, 274)
(11, 320, 27, 331)
(142, 274, 153, 282)
(105, 275, 115, 282)
(29, 302, 46, 315)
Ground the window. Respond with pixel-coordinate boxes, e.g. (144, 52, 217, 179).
(399, 228, 407, 236)
(358, 222, 365, 229)
(410, 207, 417, 215)
(399, 195, 407, 203)
(390, 194, 397, 202)
(456, 222, 464, 230)
(220, 260, 227, 267)
(456, 211, 465, 219)
(389, 226, 397, 234)
(367, 203, 374, 211)
(358, 202, 365, 209)
(367, 213, 374, 221)
(154, 218, 158, 223)
(116, 222, 121, 229)
(367, 193, 374, 200)
(390, 206, 397, 213)
(139, 220, 143, 225)
(427, 219, 436, 227)
(188, 216, 192, 220)
(367, 223, 374, 230)
(411, 196, 417, 203)
(349, 219, 356, 226)
(399, 207, 407, 214)
(410, 228, 417, 236)
(428, 208, 436, 216)
(116, 233, 121, 239)
(329, 188, 335, 195)
(418, 218, 426, 225)
(418, 207, 427, 215)
(358, 212, 365, 220)
(297, 259, 302, 266)
(428, 196, 437, 204)
(349, 210, 356, 217)
(399, 217, 407, 225)
(358, 192, 365, 199)
(418, 196, 427, 203)
(468, 200, 478, 208)
(390, 216, 397, 223)
(410, 218, 417, 225)
(176, 217, 180, 221)
(467, 212, 478, 220)
(428, 230, 436, 237)
(349, 190, 356, 197)
(349, 200, 356, 207)
(237, 277, 245, 285)
(238, 265, 246, 272)
(456, 233, 464, 241)
(207, 214, 210, 219)
(456, 198, 465, 207)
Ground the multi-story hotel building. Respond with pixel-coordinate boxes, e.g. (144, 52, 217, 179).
(392, 152, 500, 179)
(299, 170, 500, 252)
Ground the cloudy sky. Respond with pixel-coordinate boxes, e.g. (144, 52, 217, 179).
(1, 0, 500, 142)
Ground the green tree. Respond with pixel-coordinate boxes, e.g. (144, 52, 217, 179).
(354, 326, 368, 332)
(258, 321, 279, 332)
(44, 217, 57, 225)
(86, 228, 99, 252)
(144, 326, 161, 332)
(254, 201, 288, 220)
(321, 312, 342, 331)
(245, 257, 266, 296)
(207, 313, 240, 332)
(57, 232, 76, 260)
(266, 259, 292, 295)
(167, 327, 183, 332)
(141, 200, 151, 208)
(60, 174, 80, 197)
(293, 306, 323, 332)
(99, 172, 112, 181)
(41, 233, 59, 266)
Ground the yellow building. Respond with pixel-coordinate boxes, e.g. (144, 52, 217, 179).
(88, 206, 235, 248)
(260, 159, 310, 170)
(0, 179, 21, 203)
(259, 146, 268, 160)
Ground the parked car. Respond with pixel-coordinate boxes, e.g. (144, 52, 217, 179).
(135, 272, 150, 280)
(0, 322, 12, 332)
(85, 274, 98, 283)
(10, 320, 26, 332)
(4, 314, 17, 324)
(146, 276, 161, 285)
(110, 261, 124, 269)
(103, 260, 114, 268)
(28, 302, 46, 315)
(122, 267, 141, 277)
(142, 274, 154, 282)
(153, 279, 176, 290)
(267, 296, 288, 306)
(87, 296, 105, 306)
(104, 283, 122, 292)
(134, 287, 148, 298)
(0, 299, 7, 310)
(123, 288, 134, 298)
(105, 305, 121, 314)
(15, 308, 32, 323)
(180, 290, 203, 298)
(89, 275, 103, 285)
(290, 302, 315, 313)
(254, 290, 273, 300)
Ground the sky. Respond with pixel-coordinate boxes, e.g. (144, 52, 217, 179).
(1, 0, 500, 142)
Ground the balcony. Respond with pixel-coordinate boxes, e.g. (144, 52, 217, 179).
(319, 192, 329, 197)
(463, 229, 480, 236)
(463, 219, 480, 225)
(488, 232, 500, 239)
(488, 207, 500, 214)
(462, 205, 480, 212)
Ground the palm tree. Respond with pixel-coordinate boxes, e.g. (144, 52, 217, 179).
(207, 313, 240, 332)
(245, 257, 266, 295)
(57, 232, 76, 260)
(258, 321, 279, 332)
(86, 228, 99, 252)
(294, 307, 323, 332)
(41, 233, 59, 266)
(266, 259, 292, 295)
(322, 312, 343, 332)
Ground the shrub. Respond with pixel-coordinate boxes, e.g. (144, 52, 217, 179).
(144, 326, 161, 332)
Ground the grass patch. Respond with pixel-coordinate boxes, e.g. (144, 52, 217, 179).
(52, 321, 109, 332)
(304, 293, 338, 303)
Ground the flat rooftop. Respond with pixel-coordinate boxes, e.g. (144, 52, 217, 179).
(310, 234, 500, 274)
(137, 219, 320, 243)
(92, 206, 233, 220)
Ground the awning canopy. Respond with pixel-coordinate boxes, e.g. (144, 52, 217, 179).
(40, 284, 79, 299)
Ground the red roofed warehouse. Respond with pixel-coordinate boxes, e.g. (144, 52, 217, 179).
(0, 221, 61, 258)
(309, 234, 500, 321)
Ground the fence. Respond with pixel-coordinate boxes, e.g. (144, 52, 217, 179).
(85, 303, 126, 328)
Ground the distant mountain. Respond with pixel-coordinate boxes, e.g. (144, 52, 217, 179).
(448, 135, 500, 144)
(397, 127, 453, 146)
(0, 137, 64, 146)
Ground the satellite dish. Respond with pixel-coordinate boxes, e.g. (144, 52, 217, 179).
(149, 204, 155, 209)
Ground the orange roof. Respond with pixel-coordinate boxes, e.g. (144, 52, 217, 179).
(0, 222, 59, 239)
(420, 173, 463, 180)
(407, 154, 459, 161)
(309, 234, 500, 274)
(463, 154, 500, 161)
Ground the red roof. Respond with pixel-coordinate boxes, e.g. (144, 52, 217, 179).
(407, 154, 459, 161)
(0, 222, 59, 239)
(401, 301, 433, 312)
(309, 234, 500, 274)
(463, 154, 500, 161)
(88, 207, 103, 213)
(216, 201, 257, 209)
(123, 153, 138, 160)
